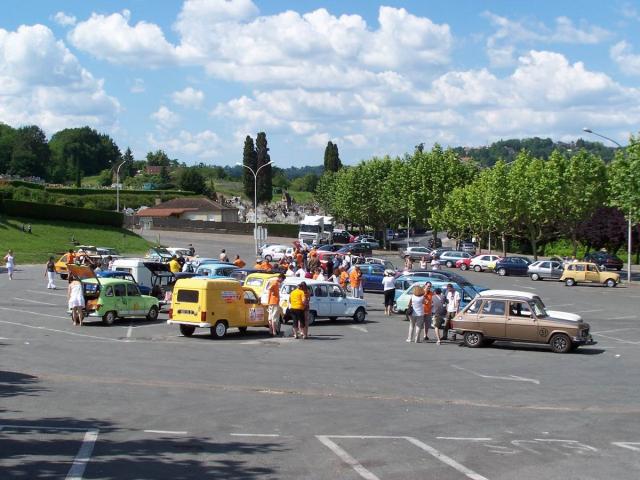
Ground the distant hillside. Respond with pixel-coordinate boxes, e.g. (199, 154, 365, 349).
(222, 164, 323, 180)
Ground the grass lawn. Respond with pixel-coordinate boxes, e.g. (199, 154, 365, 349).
(0, 216, 153, 264)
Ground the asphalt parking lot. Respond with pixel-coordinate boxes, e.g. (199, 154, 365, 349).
(2, 230, 640, 479)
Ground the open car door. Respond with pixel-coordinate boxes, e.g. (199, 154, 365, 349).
(143, 262, 175, 298)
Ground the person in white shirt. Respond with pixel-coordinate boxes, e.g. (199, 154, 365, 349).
(4, 249, 15, 280)
(219, 249, 229, 262)
(285, 264, 295, 277)
(381, 270, 396, 316)
(443, 283, 461, 341)
(430, 257, 440, 271)
(295, 267, 306, 278)
(419, 256, 428, 269)
(406, 285, 425, 343)
(315, 270, 326, 281)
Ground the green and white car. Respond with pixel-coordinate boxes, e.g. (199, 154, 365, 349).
(69, 265, 160, 326)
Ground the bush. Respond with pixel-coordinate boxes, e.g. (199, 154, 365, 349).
(261, 223, 298, 238)
(542, 239, 587, 258)
(0, 200, 123, 227)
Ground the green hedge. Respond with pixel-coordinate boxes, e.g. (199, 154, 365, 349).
(0, 199, 123, 227)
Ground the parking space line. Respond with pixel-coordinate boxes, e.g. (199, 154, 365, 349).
(612, 442, 640, 452)
(0, 319, 123, 342)
(316, 436, 381, 480)
(591, 332, 640, 345)
(576, 309, 605, 314)
(144, 430, 188, 435)
(0, 306, 69, 320)
(592, 328, 640, 334)
(126, 322, 133, 339)
(230, 433, 280, 437)
(437, 437, 493, 441)
(451, 364, 540, 385)
(14, 297, 59, 306)
(349, 325, 368, 333)
(66, 429, 99, 480)
(26, 289, 66, 297)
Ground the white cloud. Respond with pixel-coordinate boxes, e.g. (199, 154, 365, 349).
(0, 24, 119, 133)
(147, 129, 221, 159)
(307, 132, 331, 148)
(171, 87, 204, 108)
(150, 106, 180, 128)
(52, 11, 77, 27)
(130, 78, 145, 93)
(610, 41, 640, 76)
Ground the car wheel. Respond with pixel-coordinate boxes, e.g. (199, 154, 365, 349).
(308, 311, 317, 325)
(264, 255, 272, 262)
(473, 265, 482, 272)
(179, 324, 195, 337)
(238, 326, 248, 334)
(549, 333, 572, 353)
(211, 320, 227, 338)
(460, 264, 468, 271)
(146, 306, 159, 321)
(498, 268, 507, 276)
(565, 278, 576, 287)
(530, 273, 540, 281)
(391, 303, 398, 314)
(353, 308, 366, 323)
(446, 260, 454, 268)
(329, 316, 338, 322)
(605, 278, 617, 287)
(463, 331, 484, 348)
(102, 311, 117, 326)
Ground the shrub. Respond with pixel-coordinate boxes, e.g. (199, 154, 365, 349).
(542, 239, 587, 258)
(1, 200, 123, 227)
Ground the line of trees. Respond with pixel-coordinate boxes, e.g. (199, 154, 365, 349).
(242, 132, 273, 203)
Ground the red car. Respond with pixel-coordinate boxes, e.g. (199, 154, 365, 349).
(456, 255, 481, 271)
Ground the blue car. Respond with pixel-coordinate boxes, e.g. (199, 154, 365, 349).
(194, 263, 239, 278)
(494, 256, 532, 276)
(97, 271, 152, 295)
(393, 271, 485, 302)
(350, 263, 388, 292)
(393, 280, 478, 314)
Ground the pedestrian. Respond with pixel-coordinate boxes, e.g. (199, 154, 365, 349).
(404, 255, 413, 271)
(300, 282, 311, 339)
(332, 254, 341, 273)
(349, 265, 363, 299)
(406, 285, 425, 343)
(289, 282, 307, 339)
(430, 256, 440, 271)
(219, 249, 229, 262)
(343, 252, 352, 269)
(45, 256, 56, 289)
(169, 255, 181, 273)
(315, 268, 326, 281)
(67, 249, 76, 265)
(267, 274, 285, 336)
(423, 282, 433, 341)
(67, 276, 85, 326)
(328, 267, 340, 284)
(443, 283, 461, 341)
(382, 269, 396, 316)
(106, 255, 114, 271)
(295, 265, 306, 277)
(431, 287, 446, 345)
(285, 264, 295, 277)
(188, 243, 195, 256)
(339, 268, 349, 291)
(419, 256, 428, 269)
(4, 249, 15, 280)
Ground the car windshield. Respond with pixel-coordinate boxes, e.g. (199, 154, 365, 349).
(530, 298, 548, 317)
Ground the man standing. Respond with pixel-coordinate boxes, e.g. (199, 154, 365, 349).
(45, 256, 56, 289)
(423, 282, 433, 341)
(349, 266, 363, 299)
(443, 283, 461, 341)
(267, 274, 285, 336)
(289, 282, 307, 339)
(169, 255, 181, 274)
(431, 287, 446, 345)
(233, 255, 246, 268)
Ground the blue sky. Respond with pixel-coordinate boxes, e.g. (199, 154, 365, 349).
(2, 1, 640, 167)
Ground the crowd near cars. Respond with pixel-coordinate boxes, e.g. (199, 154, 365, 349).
(56, 234, 622, 352)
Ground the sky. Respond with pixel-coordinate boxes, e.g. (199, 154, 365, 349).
(2, 0, 640, 167)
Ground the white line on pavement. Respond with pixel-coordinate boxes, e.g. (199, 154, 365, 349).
(611, 316, 638, 320)
(451, 364, 540, 385)
(0, 424, 91, 431)
(26, 289, 66, 297)
(144, 430, 188, 435)
(126, 322, 133, 339)
(592, 327, 640, 334)
(66, 429, 99, 480)
(0, 318, 122, 342)
(14, 297, 58, 306)
(591, 332, 640, 345)
(519, 286, 536, 290)
(437, 437, 493, 441)
(349, 325, 368, 333)
(230, 433, 280, 437)
(0, 306, 68, 320)
(612, 442, 640, 452)
(316, 436, 381, 480)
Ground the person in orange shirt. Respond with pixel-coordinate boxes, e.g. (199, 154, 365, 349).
(296, 251, 304, 269)
(253, 257, 263, 269)
(422, 282, 434, 341)
(260, 260, 271, 271)
(233, 255, 246, 268)
(267, 274, 285, 336)
(338, 268, 348, 289)
(349, 266, 363, 299)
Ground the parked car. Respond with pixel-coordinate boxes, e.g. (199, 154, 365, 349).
(400, 246, 432, 261)
(146, 247, 173, 262)
(349, 263, 387, 292)
(261, 244, 291, 262)
(583, 252, 624, 271)
(528, 260, 564, 281)
(394, 280, 477, 314)
(336, 243, 372, 256)
(243, 272, 280, 299)
(439, 251, 473, 268)
(317, 244, 342, 252)
(451, 290, 596, 353)
(363, 257, 396, 271)
(429, 247, 449, 260)
(494, 256, 532, 276)
(353, 235, 380, 249)
(229, 268, 277, 283)
(279, 278, 367, 324)
(195, 263, 239, 278)
(332, 230, 354, 244)
(469, 254, 501, 272)
(393, 271, 485, 302)
(561, 262, 619, 287)
(97, 271, 152, 295)
(459, 242, 476, 255)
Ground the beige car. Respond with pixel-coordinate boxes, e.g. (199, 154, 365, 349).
(451, 290, 595, 353)
(560, 262, 619, 287)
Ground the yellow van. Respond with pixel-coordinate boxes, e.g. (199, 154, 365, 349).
(167, 278, 269, 338)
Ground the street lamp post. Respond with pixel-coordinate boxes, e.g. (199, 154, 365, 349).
(582, 128, 632, 283)
(115, 159, 128, 213)
(236, 160, 274, 255)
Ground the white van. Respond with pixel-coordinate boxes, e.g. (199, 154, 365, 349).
(279, 278, 367, 324)
(111, 259, 173, 295)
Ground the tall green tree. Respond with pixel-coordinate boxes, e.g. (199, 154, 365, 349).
(0, 123, 17, 173)
(323, 141, 342, 172)
(177, 168, 207, 195)
(146, 150, 171, 166)
(9, 125, 50, 179)
(608, 135, 640, 230)
(255, 132, 272, 203)
(242, 135, 257, 199)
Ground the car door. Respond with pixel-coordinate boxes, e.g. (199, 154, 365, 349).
(113, 283, 128, 315)
(329, 284, 348, 316)
(574, 264, 587, 282)
(538, 261, 551, 278)
(478, 299, 506, 338)
(550, 261, 564, 279)
(369, 265, 385, 291)
(126, 283, 145, 316)
(585, 264, 600, 283)
(311, 284, 330, 316)
(506, 300, 538, 341)
(243, 289, 266, 326)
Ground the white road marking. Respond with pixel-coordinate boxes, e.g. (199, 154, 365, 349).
(610, 315, 638, 320)
(0, 306, 68, 320)
(349, 325, 368, 333)
(519, 286, 536, 290)
(26, 289, 66, 297)
(593, 327, 640, 334)
(230, 433, 280, 437)
(126, 323, 133, 338)
(612, 442, 640, 452)
(0, 424, 90, 431)
(451, 365, 540, 385)
(437, 437, 493, 441)
(591, 332, 640, 345)
(316, 436, 381, 480)
(0, 318, 122, 342)
(144, 430, 188, 435)
(14, 297, 58, 306)
(576, 309, 605, 314)
(66, 429, 99, 480)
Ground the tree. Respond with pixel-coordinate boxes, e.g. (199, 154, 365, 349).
(323, 141, 342, 172)
(120, 147, 137, 179)
(242, 136, 257, 198)
(0, 123, 17, 173)
(578, 207, 627, 253)
(177, 168, 207, 195)
(608, 136, 640, 229)
(290, 173, 319, 192)
(9, 125, 50, 179)
(146, 150, 171, 166)
(271, 167, 290, 190)
(255, 132, 272, 203)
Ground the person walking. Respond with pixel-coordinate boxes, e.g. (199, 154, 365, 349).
(404, 255, 413, 271)
(382, 270, 396, 316)
(431, 287, 446, 345)
(45, 257, 57, 289)
(406, 285, 425, 343)
(219, 249, 229, 262)
(169, 255, 181, 274)
(339, 268, 349, 291)
(301, 282, 311, 339)
(267, 274, 285, 336)
(289, 282, 307, 339)
(350, 265, 363, 299)
(233, 255, 246, 268)
(443, 283, 461, 341)
(430, 256, 440, 271)
(423, 282, 433, 341)
(67, 276, 85, 326)
(4, 250, 15, 280)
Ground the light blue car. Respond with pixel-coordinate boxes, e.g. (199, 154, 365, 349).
(194, 263, 239, 278)
(393, 272, 486, 302)
(393, 280, 479, 314)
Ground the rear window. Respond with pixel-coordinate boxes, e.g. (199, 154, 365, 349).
(246, 278, 264, 287)
(177, 289, 199, 303)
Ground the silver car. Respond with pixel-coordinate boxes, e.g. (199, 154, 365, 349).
(401, 246, 432, 261)
(439, 250, 472, 268)
(528, 260, 564, 281)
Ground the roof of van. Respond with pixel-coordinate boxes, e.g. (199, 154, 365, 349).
(175, 278, 241, 289)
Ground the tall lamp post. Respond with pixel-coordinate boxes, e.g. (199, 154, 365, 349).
(236, 160, 274, 255)
(582, 127, 632, 283)
(115, 159, 128, 213)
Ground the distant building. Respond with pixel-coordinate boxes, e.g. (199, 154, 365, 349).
(135, 197, 239, 222)
(145, 165, 164, 175)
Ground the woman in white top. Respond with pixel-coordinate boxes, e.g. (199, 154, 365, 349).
(406, 285, 425, 343)
(430, 257, 440, 271)
(4, 250, 14, 280)
(381, 270, 396, 316)
(419, 256, 428, 269)
(67, 277, 86, 326)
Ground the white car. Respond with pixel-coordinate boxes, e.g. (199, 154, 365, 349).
(167, 247, 192, 257)
(261, 244, 291, 262)
(469, 254, 501, 272)
(279, 278, 367, 324)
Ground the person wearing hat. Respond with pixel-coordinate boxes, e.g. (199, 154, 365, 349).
(382, 269, 396, 316)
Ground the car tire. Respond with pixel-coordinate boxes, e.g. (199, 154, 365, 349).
(605, 279, 617, 287)
(238, 326, 248, 334)
(549, 333, 572, 353)
(565, 278, 576, 287)
(473, 265, 482, 272)
(146, 306, 159, 321)
(102, 311, 117, 326)
(530, 273, 540, 281)
(211, 320, 227, 339)
(179, 324, 195, 337)
(307, 310, 317, 326)
(446, 260, 454, 268)
(264, 255, 272, 262)
(463, 331, 484, 348)
(391, 303, 398, 314)
(460, 264, 468, 271)
(353, 308, 366, 323)
(498, 268, 507, 276)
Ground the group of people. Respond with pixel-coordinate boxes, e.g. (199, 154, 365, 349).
(404, 255, 440, 271)
(405, 282, 461, 344)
